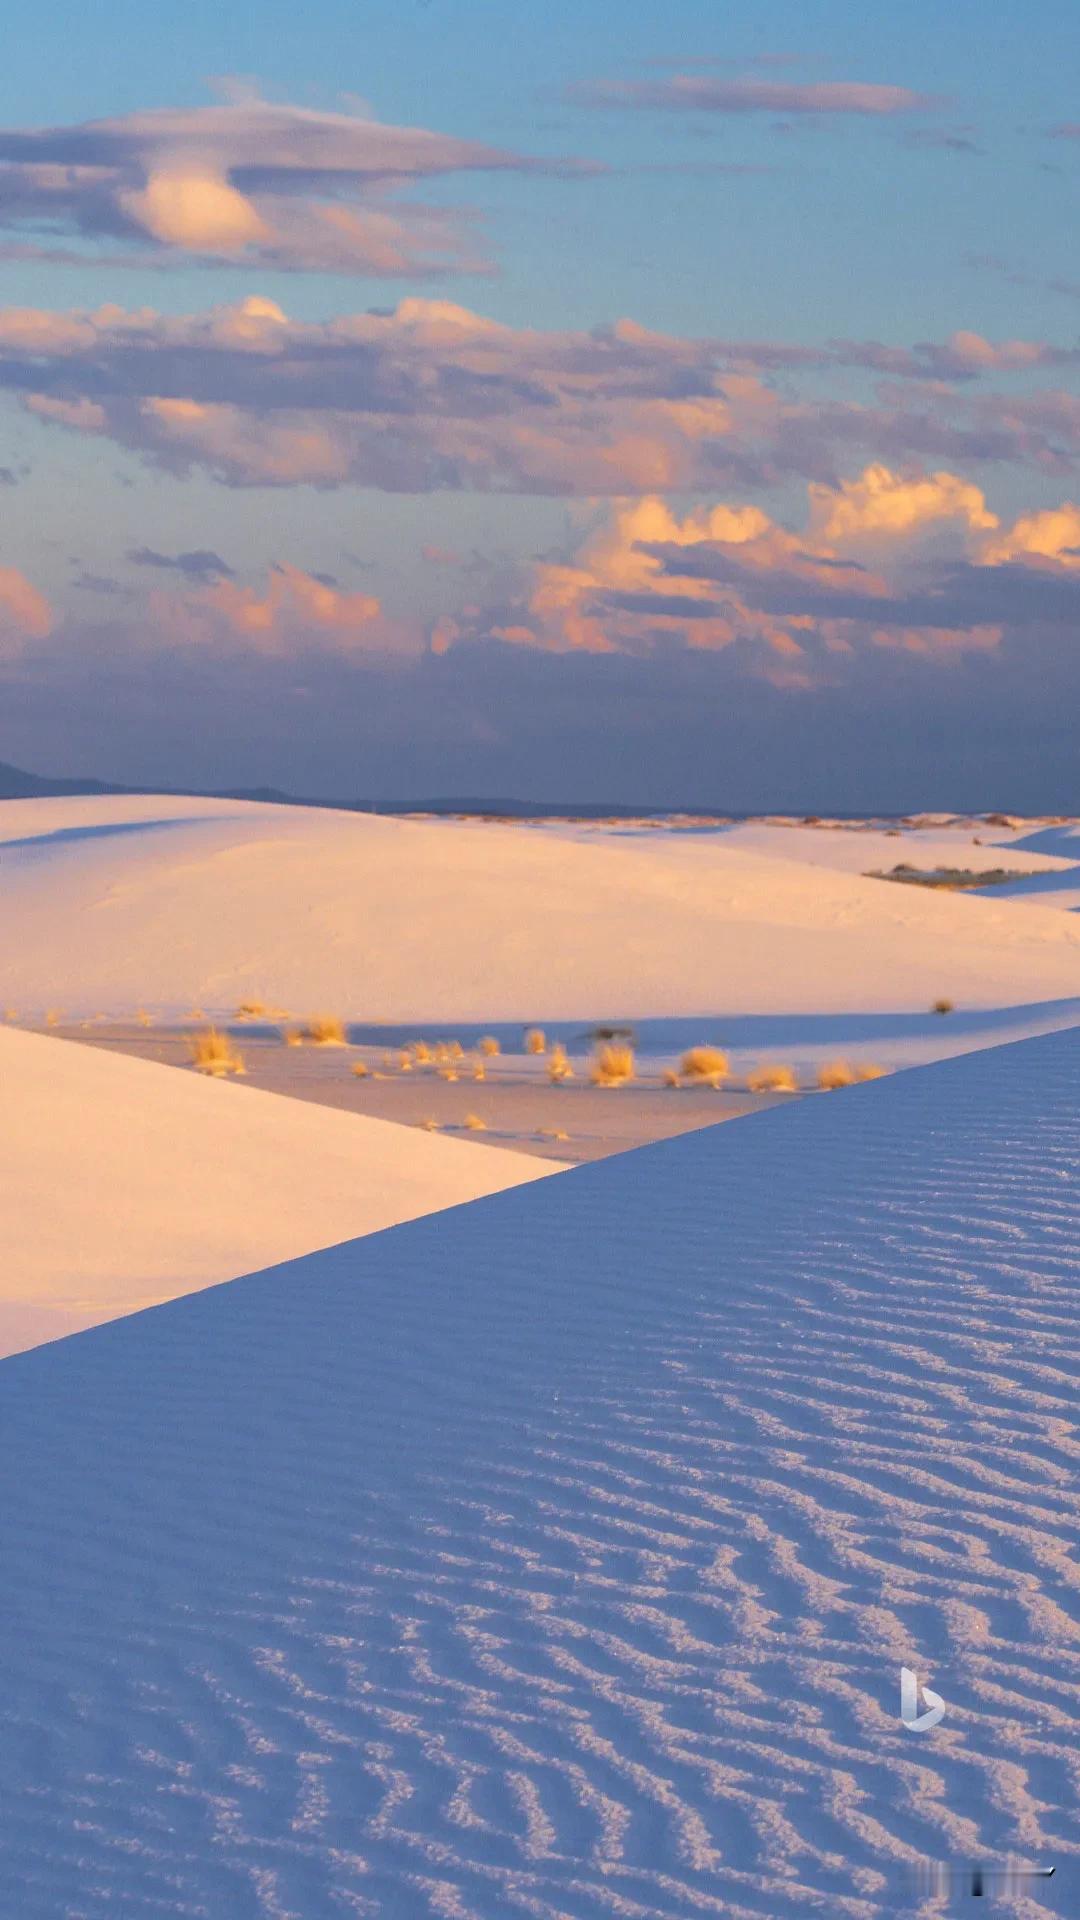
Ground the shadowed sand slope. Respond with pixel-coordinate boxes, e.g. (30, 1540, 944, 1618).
(1, 1030, 1078, 1915)
(0, 1023, 562, 1357)
(6, 794, 1080, 1018)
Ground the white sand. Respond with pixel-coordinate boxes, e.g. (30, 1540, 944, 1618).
(5, 793, 1080, 1019)
(0, 1025, 1076, 1915)
(0, 1022, 562, 1358)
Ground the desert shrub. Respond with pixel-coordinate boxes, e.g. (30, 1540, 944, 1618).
(590, 1042, 635, 1087)
(680, 1045, 730, 1086)
(525, 1027, 547, 1055)
(44, 1009, 62, 1028)
(537, 1127, 570, 1143)
(932, 997, 955, 1015)
(662, 1067, 681, 1088)
(747, 1063, 798, 1093)
(438, 1067, 460, 1082)
(189, 1028, 246, 1077)
(419, 1115, 440, 1131)
(463, 1113, 488, 1131)
(303, 1015, 347, 1046)
(854, 1062, 889, 1082)
(136, 1008, 153, 1028)
(351, 1060, 370, 1078)
(396, 1049, 414, 1071)
(817, 1059, 857, 1091)
(472, 1061, 487, 1081)
(478, 1035, 501, 1056)
(547, 1043, 574, 1083)
(235, 1000, 269, 1019)
(408, 1040, 433, 1065)
(284, 1026, 303, 1047)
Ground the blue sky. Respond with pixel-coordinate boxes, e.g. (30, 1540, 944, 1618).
(0, 0, 1078, 801)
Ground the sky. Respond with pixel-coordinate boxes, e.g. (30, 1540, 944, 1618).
(0, 0, 1078, 806)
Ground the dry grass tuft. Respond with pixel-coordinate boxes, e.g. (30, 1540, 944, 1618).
(419, 1115, 440, 1131)
(932, 997, 955, 1015)
(590, 1042, 635, 1087)
(680, 1045, 730, 1087)
(854, 1062, 889, 1082)
(463, 1113, 488, 1131)
(44, 1009, 63, 1028)
(478, 1035, 501, 1056)
(136, 1008, 153, 1028)
(817, 1059, 857, 1091)
(189, 1028, 246, 1077)
(235, 999, 269, 1020)
(472, 1061, 487, 1082)
(351, 1060, 370, 1078)
(747, 1063, 799, 1094)
(284, 1026, 304, 1047)
(396, 1049, 414, 1071)
(525, 1027, 547, 1055)
(547, 1043, 574, 1083)
(537, 1127, 570, 1143)
(303, 1014, 348, 1046)
(662, 1067, 681, 1088)
(438, 1067, 460, 1082)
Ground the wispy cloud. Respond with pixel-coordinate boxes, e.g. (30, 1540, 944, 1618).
(573, 75, 939, 117)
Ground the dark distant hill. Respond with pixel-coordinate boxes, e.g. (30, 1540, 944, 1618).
(0, 760, 741, 818)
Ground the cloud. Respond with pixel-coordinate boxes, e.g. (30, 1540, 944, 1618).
(575, 75, 938, 117)
(152, 562, 391, 657)
(0, 567, 52, 652)
(439, 466, 1080, 672)
(5, 294, 1079, 497)
(0, 96, 585, 275)
(127, 546, 234, 579)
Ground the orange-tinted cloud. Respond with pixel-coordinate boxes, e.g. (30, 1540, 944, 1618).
(0, 567, 52, 647)
(153, 563, 392, 657)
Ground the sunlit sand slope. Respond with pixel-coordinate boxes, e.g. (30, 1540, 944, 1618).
(5, 793, 1080, 1017)
(0, 1028, 1077, 1916)
(0, 1022, 561, 1357)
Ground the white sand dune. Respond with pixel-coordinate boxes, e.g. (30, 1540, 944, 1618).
(5, 793, 1080, 1021)
(0, 1022, 561, 1358)
(0, 1028, 1076, 1916)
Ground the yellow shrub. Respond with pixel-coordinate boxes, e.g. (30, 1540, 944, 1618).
(855, 1062, 889, 1082)
(590, 1042, 635, 1087)
(303, 1015, 347, 1046)
(419, 1116, 440, 1131)
(351, 1060, 370, 1078)
(189, 1028, 246, 1077)
(472, 1061, 487, 1082)
(662, 1067, 681, 1088)
(747, 1063, 798, 1093)
(478, 1035, 501, 1056)
(463, 1113, 488, 1131)
(284, 1027, 304, 1047)
(932, 997, 955, 1015)
(817, 1059, 857, 1091)
(235, 999, 269, 1019)
(680, 1046, 730, 1086)
(525, 1027, 547, 1055)
(547, 1043, 574, 1083)
(537, 1126, 570, 1143)
(136, 1008, 153, 1028)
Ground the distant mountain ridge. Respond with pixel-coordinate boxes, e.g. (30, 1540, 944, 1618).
(0, 759, 741, 819)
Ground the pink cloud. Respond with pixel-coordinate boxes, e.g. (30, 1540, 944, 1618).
(577, 75, 938, 116)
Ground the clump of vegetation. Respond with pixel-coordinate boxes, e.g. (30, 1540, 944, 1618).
(933, 997, 955, 1016)
(547, 1043, 574, 1083)
(136, 1008, 153, 1028)
(817, 1059, 857, 1091)
(854, 1062, 889, 1082)
(680, 1045, 730, 1087)
(438, 1066, 460, 1082)
(478, 1035, 501, 1056)
(284, 1026, 304, 1047)
(419, 1115, 440, 1131)
(472, 1060, 487, 1082)
(351, 1060, 370, 1078)
(44, 1009, 63, 1028)
(590, 1042, 635, 1087)
(463, 1113, 488, 1131)
(396, 1048, 414, 1071)
(662, 1067, 681, 1088)
(537, 1127, 570, 1143)
(525, 1027, 547, 1055)
(407, 1039, 433, 1066)
(235, 999, 269, 1019)
(747, 1063, 798, 1093)
(303, 1015, 348, 1046)
(189, 1028, 246, 1077)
